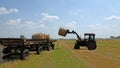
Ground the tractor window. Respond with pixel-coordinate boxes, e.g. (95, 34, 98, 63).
(89, 36, 93, 40)
(84, 35, 95, 40)
(84, 35, 89, 40)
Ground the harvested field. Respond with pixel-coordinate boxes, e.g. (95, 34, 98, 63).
(0, 39, 120, 68)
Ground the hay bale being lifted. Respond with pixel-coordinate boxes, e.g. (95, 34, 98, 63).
(58, 27, 69, 37)
(32, 33, 50, 39)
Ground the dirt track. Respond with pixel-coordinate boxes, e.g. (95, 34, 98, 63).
(59, 40, 120, 68)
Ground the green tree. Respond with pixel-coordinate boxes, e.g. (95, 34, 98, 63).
(110, 36, 116, 39)
(20, 35, 26, 39)
(116, 36, 120, 39)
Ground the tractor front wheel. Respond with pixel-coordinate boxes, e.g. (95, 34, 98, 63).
(74, 43, 80, 49)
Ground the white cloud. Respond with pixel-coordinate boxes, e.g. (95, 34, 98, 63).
(7, 18, 47, 28)
(0, 7, 18, 14)
(88, 24, 120, 38)
(39, 23, 47, 28)
(25, 21, 36, 26)
(104, 15, 120, 21)
(89, 24, 109, 31)
(41, 13, 59, 22)
(69, 9, 85, 19)
(24, 21, 47, 28)
(65, 21, 78, 30)
(7, 18, 21, 26)
(38, 13, 59, 27)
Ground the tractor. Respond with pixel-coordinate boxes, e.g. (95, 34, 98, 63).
(58, 28, 97, 50)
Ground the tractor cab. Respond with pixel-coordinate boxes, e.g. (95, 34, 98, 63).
(84, 33, 95, 41)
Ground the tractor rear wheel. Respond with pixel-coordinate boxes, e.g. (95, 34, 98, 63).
(87, 41, 96, 50)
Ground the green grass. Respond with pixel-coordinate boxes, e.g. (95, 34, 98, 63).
(0, 51, 50, 68)
(0, 40, 85, 68)
(40, 41, 85, 68)
(96, 40, 120, 59)
(1, 39, 120, 68)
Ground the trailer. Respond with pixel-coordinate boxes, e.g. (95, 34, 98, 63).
(0, 38, 57, 60)
(0, 38, 29, 60)
(25, 39, 56, 54)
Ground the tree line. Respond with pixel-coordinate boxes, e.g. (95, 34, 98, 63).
(110, 36, 120, 39)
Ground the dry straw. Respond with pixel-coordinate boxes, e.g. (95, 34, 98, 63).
(32, 33, 50, 39)
(58, 27, 68, 36)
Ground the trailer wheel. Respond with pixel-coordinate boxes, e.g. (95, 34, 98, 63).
(87, 41, 96, 50)
(0, 48, 3, 63)
(51, 44, 54, 49)
(36, 49, 40, 54)
(2, 48, 10, 54)
(36, 47, 42, 54)
(47, 44, 50, 51)
(20, 49, 29, 60)
(74, 43, 80, 49)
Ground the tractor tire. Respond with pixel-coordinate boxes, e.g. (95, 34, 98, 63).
(87, 41, 97, 50)
(74, 43, 80, 49)
(20, 49, 29, 60)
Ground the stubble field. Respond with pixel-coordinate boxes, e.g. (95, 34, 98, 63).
(0, 39, 120, 68)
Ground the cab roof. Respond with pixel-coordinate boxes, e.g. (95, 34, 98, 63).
(84, 33, 95, 36)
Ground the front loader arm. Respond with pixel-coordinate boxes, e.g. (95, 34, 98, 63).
(67, 31, 82, 42)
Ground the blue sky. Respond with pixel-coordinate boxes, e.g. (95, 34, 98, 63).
(0, 0, 120, 39)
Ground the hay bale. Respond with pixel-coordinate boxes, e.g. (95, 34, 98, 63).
(58, 27, 69, 36)
(32, 33, 50, 39)
(46, 34, 50, 39)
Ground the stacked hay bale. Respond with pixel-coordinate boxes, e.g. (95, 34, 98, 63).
(32, 33, 50, 39)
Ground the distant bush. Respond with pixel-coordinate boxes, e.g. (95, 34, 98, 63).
(110, 36, 120, 39)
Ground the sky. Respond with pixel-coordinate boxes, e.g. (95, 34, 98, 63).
(0, 0, 120, 39)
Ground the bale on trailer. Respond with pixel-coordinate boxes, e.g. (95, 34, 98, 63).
(46, 34, 50, 39)
(32, 33, 50, 39)
(28, 33, 55, 53)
